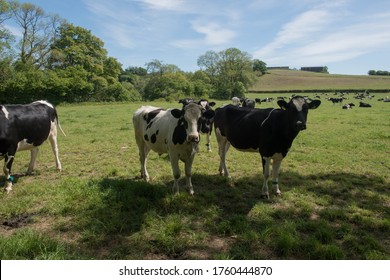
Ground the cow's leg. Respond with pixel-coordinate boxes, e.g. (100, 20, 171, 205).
(170, 153, 181, 194)
(205, 133, 212, 152)
(216, 128, 230, 177)
(27, 147, 39, 175)
(3, 149, 16, 193)
(218, 141, 230, 177)
(139, 144, 150, 182)
(48, 122, 62, 171)
(261, 156, 271, 199)
(184, 154, 195, 195)
(272, 155, 283, 196)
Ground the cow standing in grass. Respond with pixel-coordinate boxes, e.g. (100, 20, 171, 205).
(133, 103, 215, 195)
(0, 101, 65, 193)
(214, 96, 321, 198)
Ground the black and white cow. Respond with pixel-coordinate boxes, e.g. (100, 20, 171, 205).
(359, 102, 372, 107)
(133, 103, 215, 195)
(342, 103, 355, 109)
(242, 98, 256, 109)
(0, 100, 65, 193)
(214, 96, 321, 198)
(178, 98, 216, 152)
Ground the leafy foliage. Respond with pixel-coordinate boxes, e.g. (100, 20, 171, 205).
(198, 48, 257, 99)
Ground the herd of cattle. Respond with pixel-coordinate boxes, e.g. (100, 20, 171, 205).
(0, 91, 387, 197)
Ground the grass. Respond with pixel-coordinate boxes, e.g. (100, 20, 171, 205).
(250, 69, 390, 91)
(0, 93, 389, 260)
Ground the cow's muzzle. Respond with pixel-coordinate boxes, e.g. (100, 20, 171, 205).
(296, 121, 306, 130)
(187, 134, 200, 143)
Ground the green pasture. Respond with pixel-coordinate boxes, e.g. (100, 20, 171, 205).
(1, 93, 389, 259)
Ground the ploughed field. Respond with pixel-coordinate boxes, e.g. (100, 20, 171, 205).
(1, 92, 389, 259)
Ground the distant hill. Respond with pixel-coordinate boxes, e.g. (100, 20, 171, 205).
(249, 69, 390, 93)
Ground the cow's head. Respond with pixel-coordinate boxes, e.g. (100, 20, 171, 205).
(277, 96, 321, 131)
(171, 103, 215, 143)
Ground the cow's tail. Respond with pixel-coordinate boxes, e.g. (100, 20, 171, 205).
(55, 111, 67, 137)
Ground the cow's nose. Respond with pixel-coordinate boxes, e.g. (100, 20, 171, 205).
(187, 134, 200, 143)
(296, 121, 306, 130)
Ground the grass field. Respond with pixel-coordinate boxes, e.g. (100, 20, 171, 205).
(250, 69, 390, 91)
(1, 92, 389, 260)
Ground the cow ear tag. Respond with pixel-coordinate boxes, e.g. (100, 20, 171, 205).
(171, 109, 183, 118)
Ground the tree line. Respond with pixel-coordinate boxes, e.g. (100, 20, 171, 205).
(0, 0, 267, 104)
(368, 70, 390, 76)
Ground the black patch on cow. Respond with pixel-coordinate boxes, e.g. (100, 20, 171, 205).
(144, 134, 149, 141)
(172, 121, 187, 145)
(146, 121, 153, 130)
(144, 109, 162, 124)
(151, 130, 159, 144)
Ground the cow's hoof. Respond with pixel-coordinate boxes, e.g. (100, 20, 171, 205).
(261, 193, 270, 199)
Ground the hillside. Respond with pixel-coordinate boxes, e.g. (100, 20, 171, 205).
(249, 69, 390, 92)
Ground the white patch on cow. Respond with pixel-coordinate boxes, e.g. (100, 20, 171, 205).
(292, 98, 305, 112)
(1, 106, 9, 119)
(183, 103, 201, 142)
(33, 100, 54, 109)
(17, 139, 35, 151)
(199, 100, 207, 109)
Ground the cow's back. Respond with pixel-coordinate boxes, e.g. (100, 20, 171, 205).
(133, 106, 176, 155)
(215, 105, 276, 151)
(1, 102, 56, 147)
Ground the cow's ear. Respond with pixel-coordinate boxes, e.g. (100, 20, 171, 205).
(277, 100, 289, 110)
(203, 109, 215, 119)
(208, 101, 216, 107)
(171, 109, 183, 118)
(308, 100, 321, 109)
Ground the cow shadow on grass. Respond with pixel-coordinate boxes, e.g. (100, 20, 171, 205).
(74, 170, 389, 259)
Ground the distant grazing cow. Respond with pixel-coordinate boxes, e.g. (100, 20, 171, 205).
(329, 97, 344, 104)
(0, 101, 65, 193)
(214, 96, 321, 198)
(133, 103, 215, 195)
(342, 103, 355, 109)
(242, 98, 256, 109)
(232, 97, 241, 106)
(359, 102, 372, 107)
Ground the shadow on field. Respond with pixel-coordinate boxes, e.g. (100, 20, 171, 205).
(76, 170, 389, 259)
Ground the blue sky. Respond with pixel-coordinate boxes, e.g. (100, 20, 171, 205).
(9, 0, 390, 74)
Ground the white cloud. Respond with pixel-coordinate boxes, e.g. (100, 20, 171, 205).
(172, 21, 236, 49)
(253, 2, 390, 67)
(137, 0, 186, 11)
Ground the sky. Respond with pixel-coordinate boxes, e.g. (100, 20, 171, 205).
(7, 0, 390, 75)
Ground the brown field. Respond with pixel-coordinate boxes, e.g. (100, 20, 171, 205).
(249, 69, 390, 92)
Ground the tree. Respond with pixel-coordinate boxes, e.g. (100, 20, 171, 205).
(145, 59, 182, 75)
(144, 72, 192, 101)
(197, 50, 220, 77)
(49, 23, 107, 75)
(145, 59, 164, 75)
(0, 0, 14, 58)
(252, 59, 267, 75)
(10, 1, 63, 68)
(197, 48, 256, 99)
